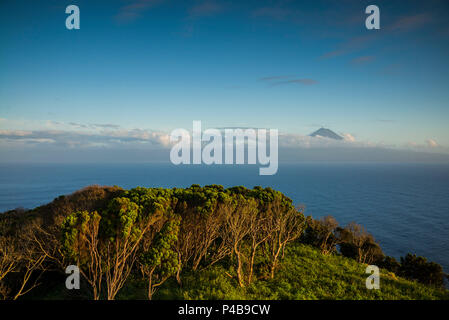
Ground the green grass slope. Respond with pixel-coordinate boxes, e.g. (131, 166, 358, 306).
(118, 243, 449, 300)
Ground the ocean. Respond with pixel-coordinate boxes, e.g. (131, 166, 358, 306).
(1, 162, 448, 273)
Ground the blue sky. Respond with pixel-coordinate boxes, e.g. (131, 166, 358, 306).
(1, 0, 449, 161)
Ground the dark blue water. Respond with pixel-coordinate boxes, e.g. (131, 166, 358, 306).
(1, 163, 448, 273)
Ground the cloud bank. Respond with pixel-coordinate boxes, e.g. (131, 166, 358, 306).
(0, 120, 447, 163)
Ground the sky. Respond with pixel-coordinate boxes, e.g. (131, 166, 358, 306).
(1, 0, 449, 162)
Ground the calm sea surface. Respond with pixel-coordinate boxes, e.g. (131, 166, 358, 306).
(1, 163, 448, 272)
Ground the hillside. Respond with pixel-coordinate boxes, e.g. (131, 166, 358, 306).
(115, 243, 449, 300)
(1, 185, 448, 300)
(30, 244, 449, 300)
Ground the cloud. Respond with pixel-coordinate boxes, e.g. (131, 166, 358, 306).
(68, 122, 89, 129)
(321, 34, 377, 59)
(272, 78, 318, 86)
(1, 121, 445, 160)
(259, 75, 293, 81)
(1, 126, 448, 164)
(0, 127, 369, 151)
(116, 0, 164, 23)
(341, 133, 356, 142)
(92, 123, 121, 129)
(259, 76, 318, 86)
(188, 1, 223, 18)
(321, 13, 433, 60)
(426, 139, 439, 148)
(389, 14, 432, 32)
(0, 129, 170, 148)
(278, 132, 383, 149)
(0, 130, 32, 137)
(48, 121, 121, 130)
(406, 139, 443, 151)
(351, 56, 375, 65)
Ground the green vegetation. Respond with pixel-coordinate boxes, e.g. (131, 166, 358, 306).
(117, 243, 448, 300)
(0, 185, 448, 300)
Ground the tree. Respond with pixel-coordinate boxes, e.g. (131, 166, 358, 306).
(302, 215, 339, 255)
(399, 254, 445, 287)
(61, 210, 103, 299)
(220, 197, 256, 287)
(173, 185, 230, 284)
(264, 198, 305, 278)
(337, 222, 384, 264)
(173, 202, 198, 284)
(61, 196, 164, 300)
(246, 203, 271, 284)
(140, 215, 180, 299)
(380, 256, 401, 274)
(0, 236, 17, 299)
(0, 220, 49, 300)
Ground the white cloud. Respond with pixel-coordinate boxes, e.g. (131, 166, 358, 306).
(278, 133, 377, 149)
(0, 122, 445, 156)
(341, 133, 356, 142)
(0, 128, 170, 149)
(426, 138, 439, 148)
(0, 130, 32, 136)
(403, 139, 447, 154)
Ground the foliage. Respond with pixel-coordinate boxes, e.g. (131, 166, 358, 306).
(399, 254, 445, 288)
(118, 243, 449, 300)
(379, 256, 401, 275)
(302, 215, 339, 255)
(337, 222, 384, 265)
(1, 185, 448, 300)
(140, 215, 180, 299)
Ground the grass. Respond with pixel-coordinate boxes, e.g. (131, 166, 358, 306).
(116, 243, 449, 300)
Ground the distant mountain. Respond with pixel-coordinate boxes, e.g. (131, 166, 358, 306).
(310, 128, 343, 140)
